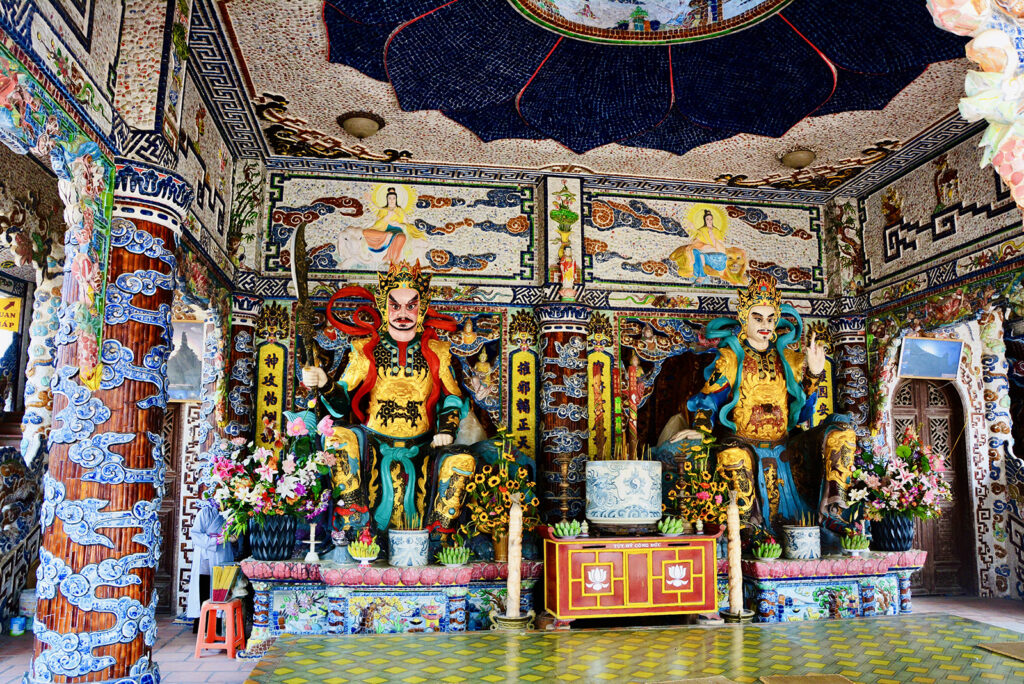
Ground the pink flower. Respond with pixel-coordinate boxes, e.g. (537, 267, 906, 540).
(696, 491, 711, 502)
(256, 463, 275, 481)
(282, 458, 296, 475)
(714, 494, 722, 504)
(317, 451, 337, 468)
(317, 415, 335, 439)
(286, 417, 308, 437)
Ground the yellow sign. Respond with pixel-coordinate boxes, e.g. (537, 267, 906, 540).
(812, 359, 834, 427)
(0, 297, 21, 331)
(255, 342, 286, 450)
(587, 349, 613, 459)
(509, 348, 537, 458)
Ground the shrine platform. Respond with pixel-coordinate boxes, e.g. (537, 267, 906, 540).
(238, 559, 543, 658)
(715, 549, 928, 622)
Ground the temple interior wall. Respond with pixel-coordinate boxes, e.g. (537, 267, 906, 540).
(2, 1, 1024, 629)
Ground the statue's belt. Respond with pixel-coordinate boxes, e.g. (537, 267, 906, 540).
(372, 432, 433, 530)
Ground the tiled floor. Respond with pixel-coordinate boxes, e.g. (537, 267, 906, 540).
(1, 598, 1024, 683)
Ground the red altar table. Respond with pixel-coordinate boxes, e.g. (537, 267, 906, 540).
(542, 527, 721, 622)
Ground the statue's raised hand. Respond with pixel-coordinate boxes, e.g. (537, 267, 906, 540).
(670, 429, 704, 443)
(301, 365, 328, 389)
(432, 433, 454, 448)
(806, 331, 826, 377)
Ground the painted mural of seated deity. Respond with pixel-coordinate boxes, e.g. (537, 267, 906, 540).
(669, 274, 856, 535)
(301, 261, 476, 542)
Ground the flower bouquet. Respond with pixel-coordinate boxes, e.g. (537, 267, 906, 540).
(208, 406, 338, 548)
(667, 440, 728, 532)
(848, 425, 952, 521)
(460, 441, 540, 561)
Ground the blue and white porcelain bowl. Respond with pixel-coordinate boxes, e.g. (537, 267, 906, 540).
(782, 525, 821, 560)
(585, 461, 662, 525)
(388, 529, 430, 567)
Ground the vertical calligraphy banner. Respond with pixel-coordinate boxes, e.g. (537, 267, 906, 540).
(256, 342, 286, 449)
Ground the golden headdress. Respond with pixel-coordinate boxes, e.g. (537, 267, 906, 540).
(736, 273, 781, 324)
(375, 260, 432, 331)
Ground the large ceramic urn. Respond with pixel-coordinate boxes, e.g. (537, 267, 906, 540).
(585, 460, 662, 526)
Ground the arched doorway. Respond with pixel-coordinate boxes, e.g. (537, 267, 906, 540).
(891, 379, 976, 595)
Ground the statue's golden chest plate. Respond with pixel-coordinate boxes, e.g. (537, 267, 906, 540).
(733, 349, 789, 442)
(365, 341, 434, 438)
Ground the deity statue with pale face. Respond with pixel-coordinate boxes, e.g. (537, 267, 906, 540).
(671, 274, 856, 535)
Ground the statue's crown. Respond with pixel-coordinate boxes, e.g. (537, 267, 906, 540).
(737, 273, 781, 317)
(377, 260, 431, 299)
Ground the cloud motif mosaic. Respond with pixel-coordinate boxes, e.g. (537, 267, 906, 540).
(264, 176, 535, 283)
(584, 193, 822, 293)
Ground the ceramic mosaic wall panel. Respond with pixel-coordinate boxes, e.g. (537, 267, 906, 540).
(264, 175, 536, 285)
(178, 73, 233, 243)
(31, 0, 122, 134)
(29, 13, 114, 134)
(175, 402, 205, 614)
(862, 133, 1021, 301)
(583, 193, 823, 294)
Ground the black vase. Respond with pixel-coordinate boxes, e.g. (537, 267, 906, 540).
(250, 515, 298, 561)
(870, 513, 915, 552)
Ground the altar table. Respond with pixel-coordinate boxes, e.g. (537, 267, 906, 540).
(238, 559, 542, 657)
(715, 550, 927, 622)
(543, 531, 721, 624)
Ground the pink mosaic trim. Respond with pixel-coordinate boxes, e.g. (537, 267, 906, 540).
(240, 560, 323, 582)
(240, 560, 544, 586)
(715, 550, 927, 579)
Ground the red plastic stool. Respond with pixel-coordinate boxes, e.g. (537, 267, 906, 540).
(194, 599, 245, 658)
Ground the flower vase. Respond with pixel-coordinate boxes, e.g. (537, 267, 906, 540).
(871, 513, 915, 552)
(492, 532, 509, 563)
(250, 515, 298, 561)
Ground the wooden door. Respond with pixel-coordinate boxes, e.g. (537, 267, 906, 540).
(891, 379, 975, 596)
(154, 403, 181, 613)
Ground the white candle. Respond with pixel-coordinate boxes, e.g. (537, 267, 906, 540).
(506, 494, 523, 618)
(727, 490, 742, 617)
(304, 522, 319, 563)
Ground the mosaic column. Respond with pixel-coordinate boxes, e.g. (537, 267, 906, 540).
(981, 306, 1014, 596)
(831, 315, 870, 449)
(28, 162, 192, 683)
(19, 243, 64, 468)
(860, 582, 876, 617)
(225, 294, 261, 441)
(197, 307, 229, 484)
(537, 303, 591, 523)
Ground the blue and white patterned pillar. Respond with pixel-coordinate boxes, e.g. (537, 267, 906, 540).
(27, 161, 192, 684)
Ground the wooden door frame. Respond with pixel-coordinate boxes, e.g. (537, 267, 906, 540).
(890, 378, 978, 596)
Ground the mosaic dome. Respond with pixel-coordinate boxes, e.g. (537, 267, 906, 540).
(324, 0, 966, 154)
(510, 0, 793, 44)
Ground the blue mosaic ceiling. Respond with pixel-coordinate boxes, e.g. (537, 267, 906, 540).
(323, 0, 966, 155)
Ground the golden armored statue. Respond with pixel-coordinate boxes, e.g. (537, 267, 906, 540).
(302, 261, 476, 537)
(671, 274, 856, 534)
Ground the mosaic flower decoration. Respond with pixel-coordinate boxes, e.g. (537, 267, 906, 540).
(324, 0, 965, 154)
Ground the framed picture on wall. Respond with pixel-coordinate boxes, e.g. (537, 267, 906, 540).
(897, 336, 964, 380)
(167, 322, 205, 400)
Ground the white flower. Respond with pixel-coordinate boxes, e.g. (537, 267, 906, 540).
(666, 565, 689, 588)
(587, 567, 609, 592)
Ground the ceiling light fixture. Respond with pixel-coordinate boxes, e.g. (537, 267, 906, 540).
(781, 148, 816, 170)
(337, 111, 385, 139)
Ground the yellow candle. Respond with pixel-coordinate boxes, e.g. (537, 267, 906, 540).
(507, 494, 523, 618)
(727, 490, 742, 616)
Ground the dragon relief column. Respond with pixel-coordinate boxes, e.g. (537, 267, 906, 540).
(28, 161, 193, 684)
(537, 303, 592, 523)
(225, 294, 262, 442)
(831, 315, 870, 449)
